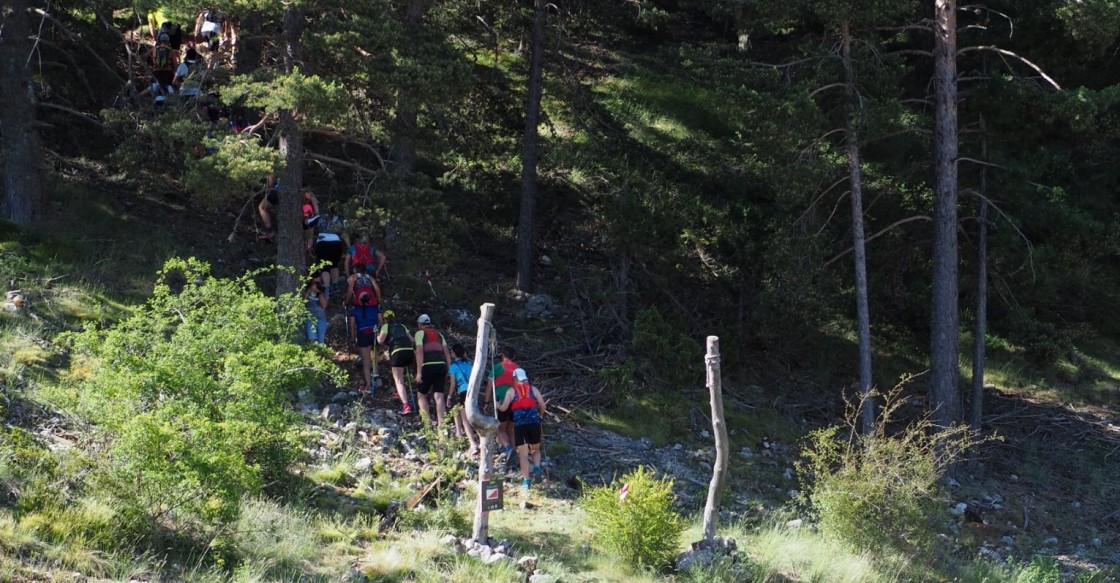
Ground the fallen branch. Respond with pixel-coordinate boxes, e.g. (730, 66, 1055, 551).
(37, 102, 108, 130)
(406, 476, 443, 510)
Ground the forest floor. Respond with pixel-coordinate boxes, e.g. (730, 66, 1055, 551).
(2, 176, 1118, 581)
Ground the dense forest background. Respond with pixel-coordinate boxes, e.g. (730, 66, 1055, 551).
(5, 0, 1120, 382)
(2, 0, 1120, 580)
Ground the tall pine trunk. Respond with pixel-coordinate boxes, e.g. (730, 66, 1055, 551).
(516, 0, 547, 293)
(930, 0, 962, 428)
(0, 0, 43, 224)
(391, 0, 430, 174)
(841, 21, 875, 434)
(276, 7, 306, 295)
(970, 114, 989, 435)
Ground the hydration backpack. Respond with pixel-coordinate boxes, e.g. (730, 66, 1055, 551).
(154, 44, 173, 71)
(352, 272, 376, 306)
(352, 242, 374, 266)
(387, 323, 411, 350)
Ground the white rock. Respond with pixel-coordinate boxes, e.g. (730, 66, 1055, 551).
(786, 519, 803, 529)
(485, 552, 511, 565)
(467, 548, 481, 558)
(517, 555, 538, 571)
(479, 545, 492, 560)
(786, 489, 800, 499)
(700, 430, 711, 439)
(1044, 536, 1059, 546)
(948, 477, 960, 488)
(1009, 474, 1018, 482)
(321, 404, 343, 421)
(538, 255, 552, 267)
(353, 457, 372, 472)
(950, 503, 968, 517)
(440, 534, 458, 545)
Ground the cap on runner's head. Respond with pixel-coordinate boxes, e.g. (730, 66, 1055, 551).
(382, 309, 395, 319)
(417, 314, 431, 325)
(513, 368, 528, 382)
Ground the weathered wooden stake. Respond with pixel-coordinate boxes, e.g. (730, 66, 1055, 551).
(465, 303, 499, 544)
(701, 335, 728, 541)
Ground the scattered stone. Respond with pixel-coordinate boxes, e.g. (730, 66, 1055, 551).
(1044, 536, 1059, 546)
(3, 291, 27, 313)
(1071, 501, 1082, 509)
(321, 404, 343, 421)
(520, 500, 535, 510)
(700, 430, 711, 439)
(467, 548, 481, 558)
(525, 294, 558, 318)
(783, 468, 795, 480)
(554, 327, 564, 334)
(639, 437, 654, 449)
(538, 255, 552, 267)
(529, 574, 556, 583)
(517, 555, 538, 572)
(495, 539, 512, 555)
(738, 447, 754, 459)
(448, 309, 472, 325)
(950, 503, 968, 517)
(675, 547, 714, 572)
(948, 477, 960, 488)
(673, 443, 683, 451)
(440, 534, 458, 546)
(480, 545, 492, 560)
(787, 489, 800, 499)
(1001, 536, 1015, 545)
(331, 391, 349, 403)
(485, 552, 511, 565)
(1092, 538, 1102, 547)
(1009, 474, 1018, 482)
(786, 519, 803, 529)
(353, 457, 372, 472)
(342, 567, 365, 582)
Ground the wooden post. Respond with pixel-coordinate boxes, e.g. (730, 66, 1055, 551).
(701, 336, 728, 541)
(466, 303, 499, 544)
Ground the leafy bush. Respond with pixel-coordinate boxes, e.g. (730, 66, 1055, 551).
(1012, 555, 1061, 583)
(631, 307, 703, 391)
(797, 389, 973, 556)
(581, 466, 684, 572)
(58, 258, 342, 523)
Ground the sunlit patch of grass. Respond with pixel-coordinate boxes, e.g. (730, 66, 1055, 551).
(749, 525, 907, 583)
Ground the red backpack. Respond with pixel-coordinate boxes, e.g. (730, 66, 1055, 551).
(352, 242, 374, 266)
(352, 272, 376, 307)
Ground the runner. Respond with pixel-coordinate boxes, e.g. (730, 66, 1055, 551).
(497, 367, 547, 492)
(413, 314, 451, 427)
(348, 292, 380, 393)
(448, 343, 478, 456)
(377, 310, 414, 414)
(488, 346, 519, 461)
(302, 275, 328, 343)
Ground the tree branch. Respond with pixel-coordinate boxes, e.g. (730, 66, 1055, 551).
(823, 215, 932, 268)
(37, 102, 109, 129)
(305, 152, 380, 176)
(305, 128, 387, 170)
(809, 82, 846, 99)
(957, 46, 1060, 89)
(32, 8, 122, 87)
(960, 188, 1034, 278)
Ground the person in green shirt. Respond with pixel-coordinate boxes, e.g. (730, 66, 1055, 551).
(488, 345, 519, 459)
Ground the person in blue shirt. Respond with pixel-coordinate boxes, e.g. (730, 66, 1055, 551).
(448, 343, 478, 456)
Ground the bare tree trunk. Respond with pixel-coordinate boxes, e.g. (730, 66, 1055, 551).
(841, 21, 874, 434)
(701, 336, 728, 541)
(930, 0, 962, 428)
(466, 303, 499, 544)
(391, 0, 430, 174)
(1, 0, 43, 224)
(970, 114, 989, 435)
(516, 0, 547, 293)
(276, 7, 306, 294)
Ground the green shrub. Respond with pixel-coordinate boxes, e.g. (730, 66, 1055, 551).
(57, 258, 342, 524)
(1012, 556, 1061, 583)
(581, 466, 684, 572)
(798, 389, 973, 556)
(630, 307, 703, 391)
(400, 498, 470, 536)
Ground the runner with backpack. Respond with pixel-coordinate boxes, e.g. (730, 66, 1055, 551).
(497, 367, 547, 492)
(448, 343, 479, 456)
(257, 174, 280, 240)
(345, 263, 381, 313)
(313, 208, 348, 295)
(488, 346, 520, 461)
(172, 46, 204, 100)
(151, 32, 177, 99)
(194, 7, 223, 53)
(348, 292, 380, 393)
(377, 309, 415, 415)
(346, 233, 387, 279)
(413, 314, 451, 427)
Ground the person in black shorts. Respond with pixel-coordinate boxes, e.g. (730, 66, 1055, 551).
(377, 309, 415, 414)
(413, 314, 451, 427)
(313, 224, 347, 295)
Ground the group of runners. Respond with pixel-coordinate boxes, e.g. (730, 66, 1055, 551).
(273, 182, 548, 490)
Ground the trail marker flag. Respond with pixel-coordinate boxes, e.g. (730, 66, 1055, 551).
(482, 478, 504, 511)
